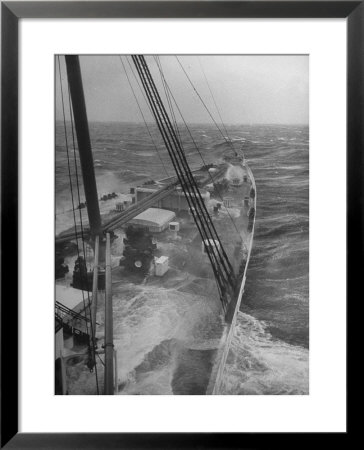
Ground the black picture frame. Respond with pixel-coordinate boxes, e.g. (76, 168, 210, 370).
(1, 1, 357, 448)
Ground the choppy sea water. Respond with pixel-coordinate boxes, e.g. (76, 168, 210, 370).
(56, 122, 309, 395)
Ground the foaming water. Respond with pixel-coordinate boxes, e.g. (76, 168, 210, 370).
(104, 278, 223, 394)
(220, 124, 309, 394)
(220, 312, 308, 395)
(56, 122, 309, 394)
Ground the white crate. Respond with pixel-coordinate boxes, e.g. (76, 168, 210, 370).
(155, 256, 169, 276)
(169, 221, 180, 231)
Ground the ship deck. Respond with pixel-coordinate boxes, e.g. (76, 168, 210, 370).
(56, 161, 255, 394)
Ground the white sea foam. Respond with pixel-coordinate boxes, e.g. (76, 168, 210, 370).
(56, 122, 309, 395)
(220, 312, 309, 395)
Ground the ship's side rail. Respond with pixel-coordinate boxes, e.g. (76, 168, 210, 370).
(55, 300, 90, 324)
(206, 162, 257, 395)
(56, 314, 90, 346)
(55, 301, 91, 348)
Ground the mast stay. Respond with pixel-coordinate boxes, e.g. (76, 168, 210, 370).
(132, 55, 236, 312)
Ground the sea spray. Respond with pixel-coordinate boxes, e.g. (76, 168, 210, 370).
(220, 312, 309, 395)
(56, 122, 309, 395)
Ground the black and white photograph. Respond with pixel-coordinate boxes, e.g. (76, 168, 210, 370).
(55, 54, 309, 395)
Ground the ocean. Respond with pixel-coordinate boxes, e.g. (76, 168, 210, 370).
(56, 122, 309, 395)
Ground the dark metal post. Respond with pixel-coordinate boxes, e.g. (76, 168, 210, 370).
(65, 55, 102, 240)
(91, 235, 99, 335)
(104, 233, 114, 394)
(89, 234, 100, 370)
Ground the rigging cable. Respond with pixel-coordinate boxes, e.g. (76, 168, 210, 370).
(175, 56, 237, 155)
(119, 56, 170, 179)
(58, 55, 99, 394)
(135, 55, 234, 283)
(67, 68, 100, 394)
(57, 56, 87, 312)
(154, 56, 182, 144)
(126, 56, 180, 180)
(132, 55, 236, 309)
(142, 57, 239, 284)
(132, 56, 228, 301)
(197, 57, 238, 156)
(137, 56, 233, 273)
(153, 57, 242, 240)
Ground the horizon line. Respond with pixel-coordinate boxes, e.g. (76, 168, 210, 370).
(55, 120, 309, 127)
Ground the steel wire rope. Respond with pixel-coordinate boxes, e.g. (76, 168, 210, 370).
(127, 54, 176, 161)
(136, 55, 234, 289)
(154, 56, 182, 144)
(133, 56, 233, 306)
(137, 56, 235, 287)
(126, 55, 178, 147)
(136, 55, 230, 281)
(197, 57, 239, 155)
(131, 57, 222, 276)
(57, 56, 89, 321)
(146, 55, 235, 260)
(58, 55, 99, 394)
(118, 56, 170, 179)
(66, 78, 91, 337)
(132, 56, 227, 305)
(125, 56, 182, 181)
(153, 57, 242, 241)
(175, 56, 237, 155)
(66, 66, 100, 394)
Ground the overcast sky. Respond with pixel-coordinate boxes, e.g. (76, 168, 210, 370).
(56, 55, 308, 125)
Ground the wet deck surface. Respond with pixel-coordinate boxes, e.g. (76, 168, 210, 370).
(58, 163, 254, 394)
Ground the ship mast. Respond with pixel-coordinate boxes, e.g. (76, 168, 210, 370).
(65, 55, 114, 395)
(65, 56, 103, 240)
